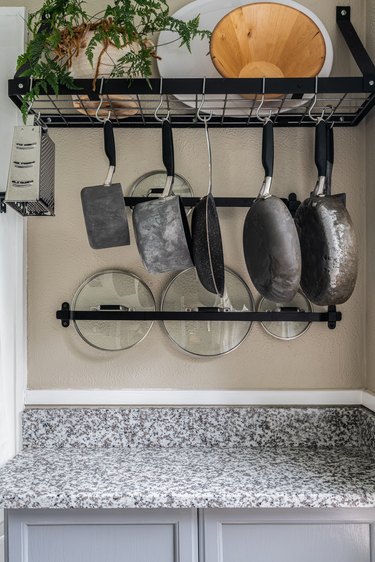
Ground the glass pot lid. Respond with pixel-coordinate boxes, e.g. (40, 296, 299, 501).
(161, 267, 254, 357)
(72, 270, 155, 351)
(129, 171, 194, 198)
(258, 291, 312, 340)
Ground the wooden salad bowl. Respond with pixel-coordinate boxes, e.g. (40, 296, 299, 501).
(210, 2, 326, 98)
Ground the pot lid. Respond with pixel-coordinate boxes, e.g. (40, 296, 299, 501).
(72, 270, 155, 351)
(258, 291, 312, 340)
(161, 267, 254, 357)
(129, 170, 193, 198)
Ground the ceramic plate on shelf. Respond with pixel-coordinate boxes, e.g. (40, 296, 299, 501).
(157, 0, 333, 117)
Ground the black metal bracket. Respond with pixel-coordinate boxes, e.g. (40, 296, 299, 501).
(57, 302, 342, 330)
(59, 302, 71, 327)
(336, 6, 375, 88)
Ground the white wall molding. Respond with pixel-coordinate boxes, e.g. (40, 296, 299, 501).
(362, 390, 375, 412)
(25, 389, 364, 407)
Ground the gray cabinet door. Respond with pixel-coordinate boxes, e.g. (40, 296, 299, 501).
(6, 508, 197, 562)
(201, 508, 375, 562)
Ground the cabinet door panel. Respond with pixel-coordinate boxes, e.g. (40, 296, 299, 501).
(28, 523, 175, 562)
(221, 523, 369, 562)
(202, 508, 375, 562)
(6, 508, 197, 562)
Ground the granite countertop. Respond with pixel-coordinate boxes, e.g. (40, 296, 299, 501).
(0, 406, 375, 510)
(1, 446, 375, 509)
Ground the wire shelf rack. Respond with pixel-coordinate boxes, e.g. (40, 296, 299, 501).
(8, 76, 375, 128)
(7, 6, 375, 129)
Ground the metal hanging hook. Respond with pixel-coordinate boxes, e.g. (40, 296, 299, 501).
(25, 76, 34, 122)
(154, 76, 170, 122)
(325, 105, 335, 126)
(95, 77, 111, 123)
(197, 77, 213, 123)
(256, 77, 272, 123)
(308, 77, 333, 123)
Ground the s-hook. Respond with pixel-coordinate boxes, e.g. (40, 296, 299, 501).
(95, 77, 111, 123)
(308, 77, 335, 124)
(256, 77, 273, 123)
(154, 76, 171, 122)
(197, 77, 213, 123)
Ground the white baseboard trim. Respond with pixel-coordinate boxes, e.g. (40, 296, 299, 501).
(25, 389, 366, 408)
(362, 390, 375, 412)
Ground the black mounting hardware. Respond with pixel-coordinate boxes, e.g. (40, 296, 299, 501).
(57, 302, 342, 330)
(327, 305, 340, 329)
(59, 302, 71, 328)
(336, 7, 375, 81)
(7, 7, 375, 129)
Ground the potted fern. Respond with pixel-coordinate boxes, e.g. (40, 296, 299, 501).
(17, 0, 210, 120)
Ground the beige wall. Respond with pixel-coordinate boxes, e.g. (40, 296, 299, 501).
(4, 0, 368, 390)
(366, 0, 375, 392)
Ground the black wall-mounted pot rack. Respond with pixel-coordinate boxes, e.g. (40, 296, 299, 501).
(7, 7, 375, 129)
(56, 302, 342, 330)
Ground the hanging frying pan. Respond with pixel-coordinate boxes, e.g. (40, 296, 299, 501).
(133, 119, 194, 274)
(294, 121, 358, 305)
(81, 120, 130, 249)
(192, 117, 225, 297)
(243, 119, 301, 302)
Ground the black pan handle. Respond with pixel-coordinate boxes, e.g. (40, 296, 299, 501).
(104, 120, 116, 167)
(315, 120, 327, 178)
(262, 120, 274, 177)
(162, 119, 175, 177)
(325, 126, 334, 196)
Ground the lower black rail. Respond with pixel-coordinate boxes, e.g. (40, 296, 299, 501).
(0, 193, 303, 215)
(57, 303, 341, 330)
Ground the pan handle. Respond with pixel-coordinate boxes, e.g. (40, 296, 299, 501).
(162, 120, 175, 178)
(258, 120, 274, 198)
(313, 120, 327, 196)
(103, 120, 116, 186)
(161, 120, 175, 197)
(325, 126, 334, 196)
(104, 120, 116, 167)
(262, 120, 274, 178)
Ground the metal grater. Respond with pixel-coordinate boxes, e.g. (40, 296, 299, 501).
(5, 116, 55, 216)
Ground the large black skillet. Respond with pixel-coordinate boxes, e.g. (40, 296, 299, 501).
(294, 121, 358, 305)
(243, 120, 301, 303)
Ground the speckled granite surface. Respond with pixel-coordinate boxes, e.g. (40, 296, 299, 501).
(22, 406, 369, 449)
(0, 406, 374, 509)
(1, 446, 375, 509)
